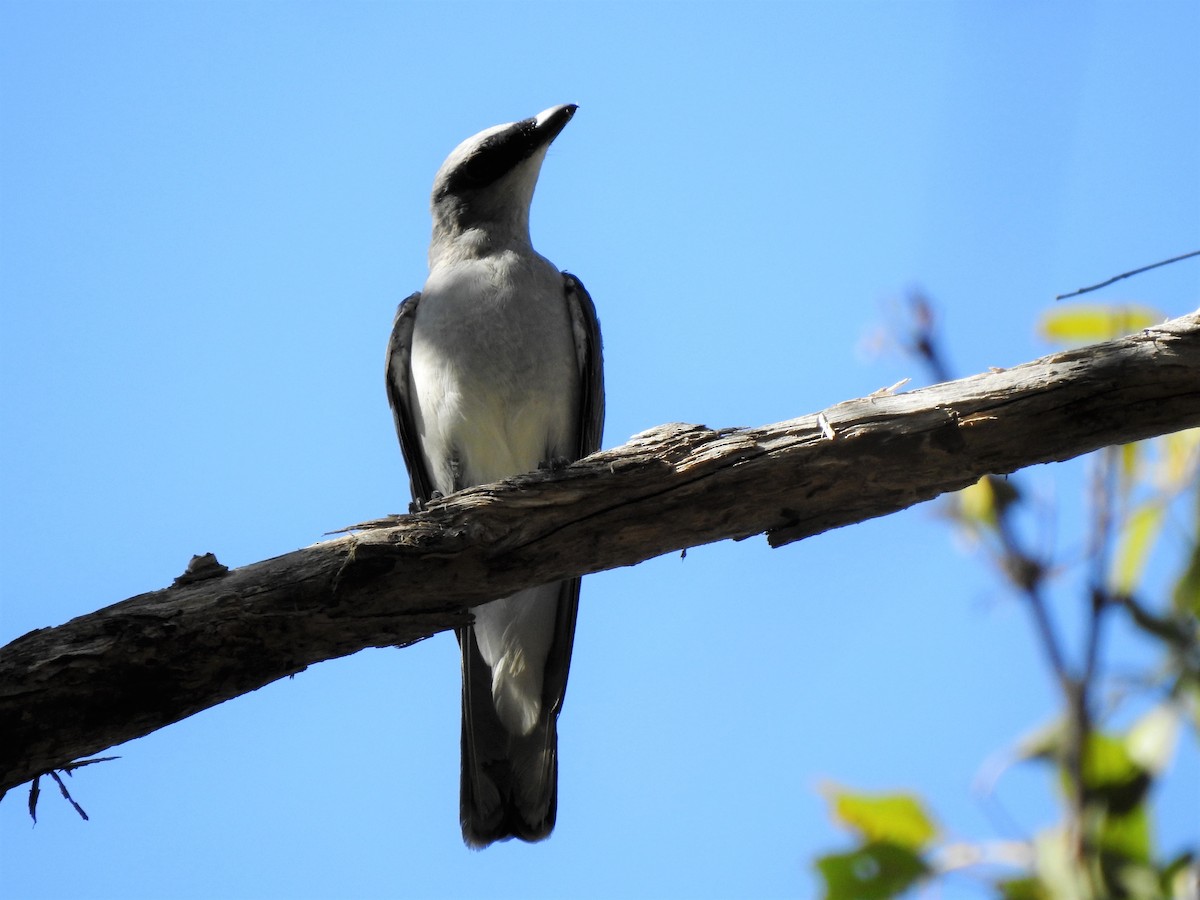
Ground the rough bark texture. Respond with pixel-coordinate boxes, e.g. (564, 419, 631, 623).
(2, 310, 1199, 795)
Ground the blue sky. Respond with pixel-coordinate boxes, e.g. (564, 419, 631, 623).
(1, 2, 1197, 898)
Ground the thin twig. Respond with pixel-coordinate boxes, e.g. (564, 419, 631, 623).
(1017, 571, 1073, 693)
(1055, 249, 1200, 301)
(1082, 451, 1116, 689)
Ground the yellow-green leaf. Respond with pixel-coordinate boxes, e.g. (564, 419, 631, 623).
(1161, 428, 1200, 490)
(957, 477, 999, 530)
(1173, 491, 1200, 616)
(957, 475, 1019, 532)
(1080, 732, 1140, 791)
(1038, 304, 1164, 346)
(1111, 502, 1167, 596)
(827, 789, 938, 850)
(1118, 443, 1139, 503)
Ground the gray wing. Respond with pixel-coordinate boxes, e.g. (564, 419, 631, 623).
(384, 291, 436, 505)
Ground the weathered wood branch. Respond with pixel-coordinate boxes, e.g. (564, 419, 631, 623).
(3, 310, 1199, 795)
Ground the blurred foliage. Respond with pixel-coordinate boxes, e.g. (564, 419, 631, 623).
(816, 301, 1200, 899)
(816, 788, 936, 899)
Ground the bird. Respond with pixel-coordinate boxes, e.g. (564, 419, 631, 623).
(384, 104, 604, 847)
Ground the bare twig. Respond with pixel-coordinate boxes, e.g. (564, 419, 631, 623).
(1055, 250, 1200, 301)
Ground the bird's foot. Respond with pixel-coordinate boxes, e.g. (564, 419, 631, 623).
(539, 456, 572, 472)
(408, 490, 445, 513)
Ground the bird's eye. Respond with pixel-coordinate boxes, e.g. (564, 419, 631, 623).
(458, 153, 494, 188)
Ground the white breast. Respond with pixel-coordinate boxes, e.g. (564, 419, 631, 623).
(409, 250, 581, 494)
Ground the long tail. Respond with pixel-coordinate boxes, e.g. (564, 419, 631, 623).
(458, 578, 579, 847)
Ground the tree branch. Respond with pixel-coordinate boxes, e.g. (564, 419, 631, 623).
(3, 310, 1199, 795)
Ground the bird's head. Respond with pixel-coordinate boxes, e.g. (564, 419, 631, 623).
(429, 104, 577, 257)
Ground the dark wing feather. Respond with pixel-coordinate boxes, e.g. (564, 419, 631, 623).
(384, 292, 436, 505)
(539, 272, 605, 716)
(563, 272, 606, 459)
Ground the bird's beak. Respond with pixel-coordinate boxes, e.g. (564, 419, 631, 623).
(533, 104, 578, 146)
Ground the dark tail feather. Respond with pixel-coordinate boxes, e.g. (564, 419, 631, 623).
(459, 626, 559, 848)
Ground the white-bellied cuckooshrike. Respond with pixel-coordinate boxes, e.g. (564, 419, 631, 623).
(385, 104, 604, 847)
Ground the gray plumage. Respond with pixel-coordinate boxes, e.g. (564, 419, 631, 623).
(385, 104, 604, 847)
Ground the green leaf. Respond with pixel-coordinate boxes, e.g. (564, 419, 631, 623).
(828, 789, 938, 850)
(1080, 732, 1140, 791)
(1097, 804, 1152, 866)
(1172, 489, 1200, 616)
(1173, 546, 1200, 615)
(997, 877, 1051, 900)
(1111, 502, 1167, 596)
(1038, 304, 1164, 345)
(816, 841, 930, 900)
(1077, 731, 1151, 815)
